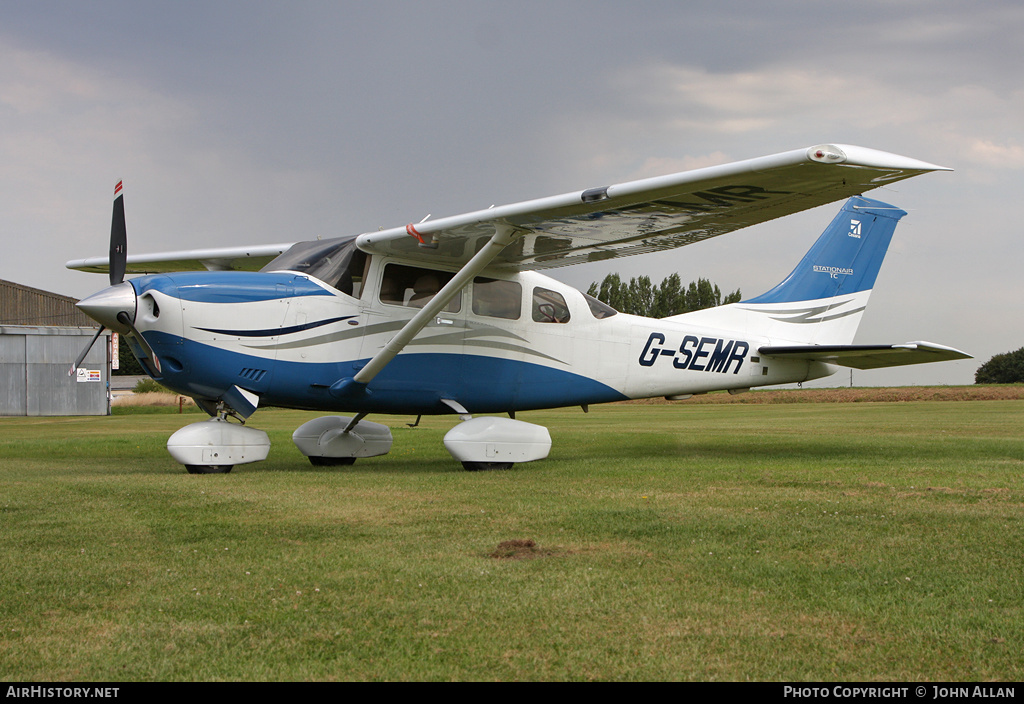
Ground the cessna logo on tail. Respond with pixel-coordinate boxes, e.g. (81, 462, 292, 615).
(849, 219, 862, 238)
(639, 333, 749, 374)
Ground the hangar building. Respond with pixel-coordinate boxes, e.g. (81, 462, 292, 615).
(0, 279, 111, 416)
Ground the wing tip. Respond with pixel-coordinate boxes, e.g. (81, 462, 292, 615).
(810, 144, 953, 172)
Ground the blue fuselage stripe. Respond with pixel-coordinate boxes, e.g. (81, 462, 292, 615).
(145, 332, 626, 414)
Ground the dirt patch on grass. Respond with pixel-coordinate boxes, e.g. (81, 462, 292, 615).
(624, 385, 1024, 405)
(489, 539, 550, 560)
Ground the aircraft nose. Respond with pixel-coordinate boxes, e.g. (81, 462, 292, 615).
(76, 281, 137, 333)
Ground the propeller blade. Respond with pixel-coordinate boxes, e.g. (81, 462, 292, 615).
(109, 180, 126, 286)
(68, 326, 106, 376)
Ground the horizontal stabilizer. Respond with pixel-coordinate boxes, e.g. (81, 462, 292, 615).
(759, 342, 971, 370)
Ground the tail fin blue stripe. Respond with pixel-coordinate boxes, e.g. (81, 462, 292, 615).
(744, 196, 906, 305)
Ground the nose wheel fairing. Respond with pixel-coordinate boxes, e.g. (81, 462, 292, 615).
(166, 417, 270, 473)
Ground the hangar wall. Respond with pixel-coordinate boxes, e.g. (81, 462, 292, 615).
(0, 279, 95, 327)
(0, 325, 111, 416)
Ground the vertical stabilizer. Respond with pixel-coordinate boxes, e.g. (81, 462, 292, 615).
(743, 196, 904, 306)
(667, 196, 906, 346)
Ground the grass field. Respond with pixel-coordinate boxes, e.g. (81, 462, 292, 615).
(1, 392, 1022, 681)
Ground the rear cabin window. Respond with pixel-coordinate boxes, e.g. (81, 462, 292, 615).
(532, 287, 570, 323)
(472, 277, 521, 320)
(379, 263, 461, 313)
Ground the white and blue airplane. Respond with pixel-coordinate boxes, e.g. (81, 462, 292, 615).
(68, 144, 969, 473)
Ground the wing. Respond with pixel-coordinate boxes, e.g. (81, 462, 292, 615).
(66, 242, 294, 275)
(355, 144, 950, 270)
(759, 342, 972, 370)
(67, 143, 948, 276)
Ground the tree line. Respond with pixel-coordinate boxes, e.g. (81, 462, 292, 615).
(586, 273, 741, 318)
(975, 347, 1024, 384)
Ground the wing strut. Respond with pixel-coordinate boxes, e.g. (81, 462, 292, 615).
(343, 223, 521, 391)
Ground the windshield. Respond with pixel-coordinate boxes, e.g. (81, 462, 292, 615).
(261, 236, 368, 297)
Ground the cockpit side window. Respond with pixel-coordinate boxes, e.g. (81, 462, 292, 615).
(261, 236, 369, 298)
(583, 292, 618, 319)
(532, 287, 570, 323)
(379, 263, 461, 313)
(472, 277, 522, 320)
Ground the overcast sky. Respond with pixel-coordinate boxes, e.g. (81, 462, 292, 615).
(2, 1, 1021, 386)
